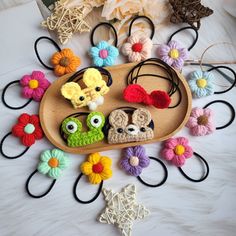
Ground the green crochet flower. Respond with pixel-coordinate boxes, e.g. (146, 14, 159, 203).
(37, 149, 70, 179)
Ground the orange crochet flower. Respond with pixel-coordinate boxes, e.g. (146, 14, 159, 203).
(51, 48, 81, 76)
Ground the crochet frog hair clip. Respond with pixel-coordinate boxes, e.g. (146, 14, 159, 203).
(89, 22, 119, 67)
(160, 137, 209, 182)
(60, 111, 105, 147)
(122, 15, 155, 63)
(2, 71, 50, 110)
(123, 58, 182, 109)
(34, 36, 81, 76)
(26, 149, 70, 198)
(73, 152, 112, 204)
(157, 26, 198, 70)
(186, 100, 235, 136)
(120, 145, 168, 188)
(61, 67, 112, 110)
(104, 107, 154, 144)
(0, 113, 43, 159)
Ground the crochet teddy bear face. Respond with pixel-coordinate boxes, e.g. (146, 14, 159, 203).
(61, 112, 105, 147)
(107, 108, 154, 144)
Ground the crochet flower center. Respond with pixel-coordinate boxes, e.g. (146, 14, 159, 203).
(129, 156, 139, 166)
(197, 115, 208, 125)
(92, 162, 104, 173)
(59, 57, 70, 67)
(196, 78, 207, 88)
(169, 49, 179, 59)
(132, 43, 143, 53)
(48, 157, 59, 168)
(99, 49, 108, 59)
(29, 79, 39, 89)
(174, 145, 185, 155)
(24, 123, 35, 134)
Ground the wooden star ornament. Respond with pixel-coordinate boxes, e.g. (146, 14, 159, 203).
(98, 184, 150, 236)
(41, 1, 91, 45)
(169, 0, 214, 29)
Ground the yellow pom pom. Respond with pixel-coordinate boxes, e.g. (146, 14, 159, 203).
(196, 78, 207, 88)
(174, 145, 185, 155)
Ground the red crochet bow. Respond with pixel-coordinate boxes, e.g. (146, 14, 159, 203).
(123, 84, 171, 109)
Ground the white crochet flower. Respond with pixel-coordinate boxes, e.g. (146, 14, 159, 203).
(122, 33, 153, 62)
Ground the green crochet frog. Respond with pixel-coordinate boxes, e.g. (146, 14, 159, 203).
(61, 112, 105, 147)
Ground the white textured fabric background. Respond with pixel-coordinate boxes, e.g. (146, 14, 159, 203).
(0, 1, 236, 236)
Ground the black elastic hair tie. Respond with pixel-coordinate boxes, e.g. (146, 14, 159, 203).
(137, 157, 168, 187)
(2, 80, 32, 110)
(73, 173, 103, 204)
(168, 26, 199, 51)
(25, 170, 56, 198)
(203, 100, 235, 130)
(128, 15, 155, 39)
(178, 152, 209, 182)
(34, 36, 61, 70)
(90, 22, 118, 47)
(0, 132, 30, 159)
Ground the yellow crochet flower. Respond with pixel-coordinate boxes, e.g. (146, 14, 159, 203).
(80, 153, 112, 184)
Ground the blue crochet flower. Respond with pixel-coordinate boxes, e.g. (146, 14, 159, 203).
(188, 70, 214, 98)
(89, 40, 119, 67)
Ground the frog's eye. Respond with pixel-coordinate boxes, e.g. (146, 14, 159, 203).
(65, 121, 78, 133)
(90, 114, 103, 128)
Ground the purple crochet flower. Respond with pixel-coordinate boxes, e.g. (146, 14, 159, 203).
(157, 40, 188, 70)
(120, 146, 150, 176)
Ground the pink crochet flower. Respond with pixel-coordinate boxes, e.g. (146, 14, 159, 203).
(20, 71, 51, 102)
(161, 137, 193, 167)
(186, 107, 215, 136)
(157, 40, 188, 70)
(122, 33, 153, 62)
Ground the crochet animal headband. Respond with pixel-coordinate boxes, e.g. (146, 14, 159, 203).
(123, 58, 182, 109)
(104, 107, 154, 144)
(60, 111, 105, 147)
(122, 15, 155, 63)
(157, 26, 199, 70)
(160, 137, 209, 182)
(2, 71, 50, 110)
(186, 100, 235, 136)
(120, 145, 168, 188)
(34, 36, 81, 76)
(89, 22, 119, 67)
(0, 113, 43, 159)
(61, 67, 112, 110)
(26, 149, 70, 198)
(73, 152, 112, 204)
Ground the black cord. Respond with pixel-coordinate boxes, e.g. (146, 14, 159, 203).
(0, 132, 30, 159)
(2, 80, 32, 109)
(137, 156, 168, 187)
(128, 15, 155, 39)
(90, 22, 118, 47)
(34, 36, 61, 70)
(178, 152, 209, 183)
(73, 173, 103, 204)
(168, 26, 199, 51)
(25, 170, 57, 198)
(203, 100, 235, 130)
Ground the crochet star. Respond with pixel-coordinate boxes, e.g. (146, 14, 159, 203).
(98, 184, 149, 236)
(41, 1, 91, 44)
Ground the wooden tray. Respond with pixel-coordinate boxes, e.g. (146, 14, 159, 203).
(39, 62, 192, 154)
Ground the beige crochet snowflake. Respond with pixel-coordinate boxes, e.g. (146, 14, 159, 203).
(98, 184, 150, 236)
(41, 1, 91, 44)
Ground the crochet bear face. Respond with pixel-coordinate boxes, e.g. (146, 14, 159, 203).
(107, 108, 154, 144)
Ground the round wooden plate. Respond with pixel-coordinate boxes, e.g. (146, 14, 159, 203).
(39, 62, 192, 154)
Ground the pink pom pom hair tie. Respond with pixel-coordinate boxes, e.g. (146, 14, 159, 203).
(120, 145, 168, 188)
(1, 71, 50, 110)
(160, 137, 209, 183)
(157, 26, 198, 70)
(186, 100, 235, 136)
(121, 15, 155, 63)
